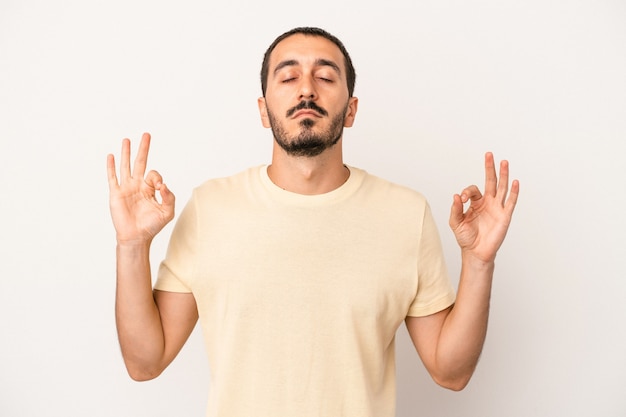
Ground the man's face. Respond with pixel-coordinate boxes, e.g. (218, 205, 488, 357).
(258, 34, 358, 157)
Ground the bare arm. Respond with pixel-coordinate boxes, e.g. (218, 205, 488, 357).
(406, 152, 519, 391)
(108, 133, 198, 381)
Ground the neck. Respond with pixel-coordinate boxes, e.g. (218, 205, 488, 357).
(267, 141, 350, 195)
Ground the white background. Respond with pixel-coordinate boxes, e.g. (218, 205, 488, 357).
(1, 0, 625, 416)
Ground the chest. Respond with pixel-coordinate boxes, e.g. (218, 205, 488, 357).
(191, 204, 420, 330)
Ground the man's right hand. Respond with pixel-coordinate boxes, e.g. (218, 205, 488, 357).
(107, 132, 175, 244)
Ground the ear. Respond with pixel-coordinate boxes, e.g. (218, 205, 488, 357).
(258, 97, 271, 128)
(343, 97, 359, 128)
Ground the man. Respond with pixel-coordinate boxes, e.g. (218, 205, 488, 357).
(107, 27, 519, 417)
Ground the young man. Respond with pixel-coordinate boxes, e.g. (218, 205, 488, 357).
(107, 27, 519, 417)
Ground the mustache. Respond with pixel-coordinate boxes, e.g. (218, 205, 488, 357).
(286, 101, 328, 118)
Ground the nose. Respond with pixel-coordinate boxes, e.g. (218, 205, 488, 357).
(298, 75, 317, 101)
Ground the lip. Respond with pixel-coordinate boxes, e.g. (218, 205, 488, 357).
(292, 110, 322, 119)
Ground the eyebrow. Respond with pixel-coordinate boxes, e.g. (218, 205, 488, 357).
(273, 58, 342, 76)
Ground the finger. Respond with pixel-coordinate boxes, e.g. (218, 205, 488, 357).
(449, 193, 464, 229)
(144, 169, 163, 192)
(496, 159, 510, 205)
(460, 185, 482, 204)
(133, 132, 152, 179)
(106, 154, 119, 190)
(484, 152, 497, 197)
(504, 179, 520, 215)
(120, 138, 131, 181)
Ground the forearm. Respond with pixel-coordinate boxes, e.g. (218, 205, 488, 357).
(436, 252, 494, 388)
(115, 241, 166, 380)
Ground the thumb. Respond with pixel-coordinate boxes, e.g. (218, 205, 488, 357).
(449, 193, 464, 229)
(158, 182, 175, 207)
(157, 182, 176, 222)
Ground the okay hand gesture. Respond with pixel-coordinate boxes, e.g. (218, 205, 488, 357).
(449, 152, 519, 263)
(107, 133, 175, 244)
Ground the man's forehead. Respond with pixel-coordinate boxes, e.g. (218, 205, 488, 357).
(269, 34, 344, 71)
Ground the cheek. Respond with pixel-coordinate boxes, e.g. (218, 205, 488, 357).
(264, 94, 290, 115)
(267, 84, 297, 102)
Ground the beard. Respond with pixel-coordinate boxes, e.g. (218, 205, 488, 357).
(267, 100, 347, 158)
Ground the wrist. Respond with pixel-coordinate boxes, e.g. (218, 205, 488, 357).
(116, 238, 152, 251)
(461, 250, 495, 271)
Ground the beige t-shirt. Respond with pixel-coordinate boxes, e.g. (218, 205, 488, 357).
(155, 165, 456, 417)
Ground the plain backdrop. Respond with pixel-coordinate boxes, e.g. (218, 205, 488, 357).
(1, 0, 625, 416)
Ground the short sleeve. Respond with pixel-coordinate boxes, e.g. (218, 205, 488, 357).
(154, 191, 198, 293)
(406, 202, 456, 317)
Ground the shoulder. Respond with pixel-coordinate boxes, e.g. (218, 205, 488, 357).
(191, 166, 262, 200)
(353, 167, 428, 207)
